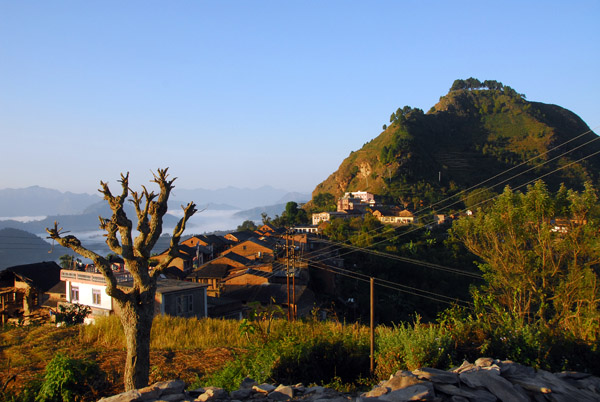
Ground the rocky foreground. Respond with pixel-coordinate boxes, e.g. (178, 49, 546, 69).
(100, 358, 600, 402)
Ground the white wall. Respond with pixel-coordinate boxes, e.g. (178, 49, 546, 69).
(66, 281, 112, 311)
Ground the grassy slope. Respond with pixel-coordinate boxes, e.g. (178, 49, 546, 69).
(312, 89, 599, 202)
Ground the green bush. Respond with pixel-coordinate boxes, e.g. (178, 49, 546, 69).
(36, 352, 106, 402)
(375, 317, 455, 379)
(438, 306, 600, 376)
(203, 320, 370, 391)
(55, 304, 91, 326)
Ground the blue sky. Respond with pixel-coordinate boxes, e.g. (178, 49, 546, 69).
(1, 1, 598, 195)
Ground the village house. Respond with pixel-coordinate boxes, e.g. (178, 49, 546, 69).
(224, 231, 258, 243)
(221, 237, 280, 262)
(291, 225, 320, 234)
(371, 208, 417, 226)
(193, 234, 233, 255)
(337, 191, 376, 212)
(255, 223, 285, 237)
(153, 242, 213, 276)
(60, 268, 208, 320)
(312, 211, 351, 225)
(186, 252, 254, 296)
(0, 261, 62, 322)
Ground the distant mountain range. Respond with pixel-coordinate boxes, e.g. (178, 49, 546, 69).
(171, 186, 309, 211)
(0, 185, 310, 218)
(0, 228, 74, 270)
(0, 186, 101, 217)
(0, 185, 309, 268)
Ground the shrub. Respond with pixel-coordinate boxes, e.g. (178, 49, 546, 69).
(36, 352, 106, 402)
(375, 317, 454, 379)
(55, 304, 90, 326)
(203, 319, 370, 391)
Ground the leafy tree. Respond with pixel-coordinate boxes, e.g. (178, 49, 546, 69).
(483, 79, 503, 91)
(313, 193, 336, 212)
(450, 79, 467, 91)
(46, 169, 196, 390)
(237, 220, 258, 232)
(451, 181, 600, 341)
(58, 254, 74, 269)
(261, 212, 271, 225)
(284, 201, 309, 226)
(462, 187, 497, 210)
(465, 77, 482, 89)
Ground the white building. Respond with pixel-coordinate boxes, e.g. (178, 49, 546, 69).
(60, 269, 208, 320)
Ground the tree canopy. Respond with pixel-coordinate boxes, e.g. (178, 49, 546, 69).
(46, 169, 196, 390)
(451, 181, 600, 342)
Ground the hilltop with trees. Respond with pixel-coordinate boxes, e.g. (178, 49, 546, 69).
(311, 78, 599, 214)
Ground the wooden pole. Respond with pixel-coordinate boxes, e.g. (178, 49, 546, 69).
(370, 276, 375, 375)
(286, 232, 291, 321)
(292, 236, 296, 321)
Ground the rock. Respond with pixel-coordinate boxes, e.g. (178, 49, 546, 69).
(188, 388, 206, 398)
(97, 361, 600, 402)
(383, 371, 424, 391)
(305, 386, 326, 395)
(158, 393, 187, 402)
(293, 384, 306, 394)
(231, 388, 253, 400)
(98, 390, 142, 402)
(362, 386, 390, 398)
(254, 384, 277, 394)
(268, 385, 294, 400)
(137, 384, 161, 400)
(450, 361, 476, 374)
(433, 383, 496, 402)
(575, 376, 600, 393)
(241, 378, 258, 389)
(312, 398, 348, 402)
(413, 367, 459, 384)
(377, 383, 435, 401)
(474, 357, 495, 368)
(155, 380, 187, 396)
(534, 370, 599, 402)
(196, 387, 229, 402)
(500, 361, 536, 378)
(460, 369, 529, 402)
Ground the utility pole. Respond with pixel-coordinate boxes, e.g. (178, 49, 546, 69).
(286, 231, 291, 321)
(292, 235, 296, 321)
(370, 277, 375, 375)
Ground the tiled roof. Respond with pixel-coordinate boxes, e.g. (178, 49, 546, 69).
(0, 261, 62, 293)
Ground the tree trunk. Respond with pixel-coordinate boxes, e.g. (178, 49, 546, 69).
(115, 289, 156, 391)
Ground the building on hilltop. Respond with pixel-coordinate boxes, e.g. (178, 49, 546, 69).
(371, 208, 417, 226)
(337, 191, 376, 212)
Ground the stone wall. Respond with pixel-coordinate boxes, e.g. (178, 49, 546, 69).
(99, 357, 600, 402)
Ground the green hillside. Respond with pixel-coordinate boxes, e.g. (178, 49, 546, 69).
(312, 79, 599, 209)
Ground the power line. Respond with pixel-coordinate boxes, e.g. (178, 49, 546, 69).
(302, 127, 600, 265)
(304, 258, 472, 306)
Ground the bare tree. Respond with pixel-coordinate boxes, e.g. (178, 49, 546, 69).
(46, 168, 196, 390)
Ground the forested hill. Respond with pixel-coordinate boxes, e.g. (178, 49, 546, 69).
(312, 79, 599, 208)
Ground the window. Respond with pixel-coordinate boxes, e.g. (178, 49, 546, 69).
(92, 289, 101, 305)
(70, 285, 79, 302)
(176, 294, 194, 315)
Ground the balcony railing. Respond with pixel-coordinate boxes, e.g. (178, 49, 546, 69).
(60, 269, 133, 284)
